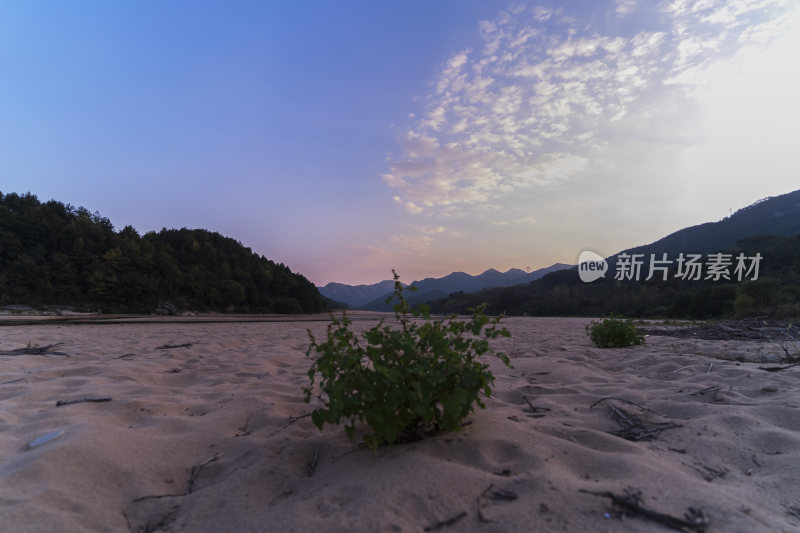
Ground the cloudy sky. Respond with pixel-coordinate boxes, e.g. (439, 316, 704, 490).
(2, 0, 798, 285)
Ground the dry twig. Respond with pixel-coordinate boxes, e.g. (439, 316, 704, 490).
(424, 511, 467, 531)
(156, 343, 193, 350)
(581, 488, 708, 532)
(306, 449, 319, 477)
(56, 396, 112, 407)
(1, 343, 68, 356)
(186, 452, 222, 495)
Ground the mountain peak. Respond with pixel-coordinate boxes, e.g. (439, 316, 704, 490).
(319, 263, 573, 309)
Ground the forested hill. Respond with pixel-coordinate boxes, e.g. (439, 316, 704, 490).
(616, 189, 800, 260)
(0, 192, 327, 314)
(428, 188, 800, 320)
(429, 232, 800, 319)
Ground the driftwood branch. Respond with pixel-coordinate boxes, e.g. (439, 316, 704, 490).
(758, 362, 800, 372)
(489, 489, 518, 501)
(581, 489, 708, 532)
(56, 396, 112, 407)
(683, 463, 728, 482)
(639, 319, 798, 343)
(111, 352, 138, 360)
(590, 396, 651, 412)
(130, 452, 222, 504)
(131, 492, 183, 503)
(1, 343, 68, 356)
(613, 411, 680, 441)
(476, 484, 494, 523)
(306, 449, 319, 477)
(689, 386, 720, 396)
(521, 395, 551, 413)
(265, 412, 312, 440)
(591, 398, 679, 441)
(474, 482, 519, 525)
(156, 343, 193, 350)
(235, 413, 254, 437)
(186, 452, 222, 495)
(424, 511, 467, 531)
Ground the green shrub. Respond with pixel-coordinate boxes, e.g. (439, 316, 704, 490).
(734, 293, 757, 317)
(304, 271, 511, 449)
(585, 315, 645, 348)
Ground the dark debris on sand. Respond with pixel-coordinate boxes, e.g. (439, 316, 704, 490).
(639, 319, 799, 342)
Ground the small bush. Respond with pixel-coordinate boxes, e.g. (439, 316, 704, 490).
(304, 271, 511, 449)
(585, 315, 645, 348)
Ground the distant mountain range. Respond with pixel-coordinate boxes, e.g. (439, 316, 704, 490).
(322, 188, 800, 316)
(316, 280, 399, 308)
(428, 188, 800, 318)
(319, 264, 572, 310)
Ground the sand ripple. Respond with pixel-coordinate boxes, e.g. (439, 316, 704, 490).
(1, 316, 799, 532)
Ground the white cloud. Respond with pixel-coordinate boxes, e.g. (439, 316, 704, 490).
(382, 0, 794, 227)
(392, 195, 424, 214)
(420, 106, 447, 131)
(390, 233, 433, 250)
(616, 0, 639, 15)
(417, 225, 446, 234)
(491, 215, 537, 226)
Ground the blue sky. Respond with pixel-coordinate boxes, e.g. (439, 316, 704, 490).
(2, 1, 798, 285)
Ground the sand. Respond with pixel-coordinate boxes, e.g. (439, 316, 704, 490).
(1, 315, 799, 532)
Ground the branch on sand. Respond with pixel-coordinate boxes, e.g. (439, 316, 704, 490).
(581, 488, 709, 532)
(156, 343, 193, 350)
(1, 343, 68, 356)
(424, 511, 467, 531)
(131, 452, 223, 503)
(590, 397, 679, 441)
(264, 412, 312, 440)
(56, 396, 112, 407)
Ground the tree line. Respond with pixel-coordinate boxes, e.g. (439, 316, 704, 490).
(429, 233, 800, 319)
(0, 192, 327, 313)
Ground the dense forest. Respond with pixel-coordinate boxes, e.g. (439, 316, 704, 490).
(0, 192, 327, 313)
(429, 233, 800, 319)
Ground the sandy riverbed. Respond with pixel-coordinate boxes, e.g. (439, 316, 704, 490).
(1, 316, 798, 532)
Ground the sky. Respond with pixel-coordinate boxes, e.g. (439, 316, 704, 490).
(1, 0, 798, 286)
